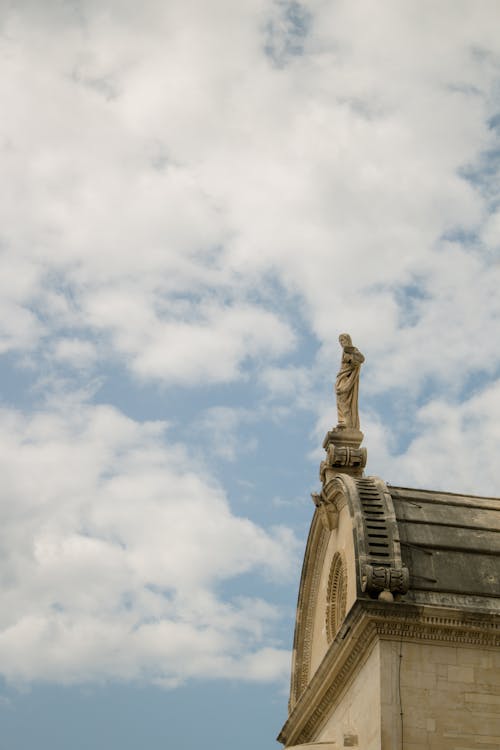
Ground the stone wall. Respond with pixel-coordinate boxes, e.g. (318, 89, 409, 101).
(300, 638, 500, 750)
(316, 641, 381, 750)
(381, 640, 500, 750)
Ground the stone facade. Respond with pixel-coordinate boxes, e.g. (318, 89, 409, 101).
(278, 474, 500, 749)
(382, 640, 500, 750)
(278, 339, 500, 749)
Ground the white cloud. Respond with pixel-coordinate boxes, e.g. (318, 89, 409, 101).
(1, 0, 499, 395)
(197, 406, 257, 461)
(52, 338, 98, 369)
(482, 209, 500, 251)
(391, 379, 500, 495)
(357, 378, 500, 496)
(83, 295, 296, 384)
(259, 364, 317, 410)
(0, 398, 298, 685)
(0, 254, 44, 353)
(1, 0, 500, 695)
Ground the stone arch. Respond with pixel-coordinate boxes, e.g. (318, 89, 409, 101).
(289, 475, 359, 709)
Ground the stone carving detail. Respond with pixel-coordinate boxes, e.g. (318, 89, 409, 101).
(317, 334, 366, 482)
(317, 501, 338, 532)
(327, 444, 365, 468)
(311, 484, 348, 531)
(291, 521, 331, 705)
(362, 564, 410, 599)
(335, 333, 365, 430)
(326, 552, 348, 643)
(354, 477, 410, 600)
(320, 444, 367, 484)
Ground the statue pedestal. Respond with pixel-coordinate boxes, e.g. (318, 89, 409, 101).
(320, 427, 367, 482)
(315, 426, 367, 524)
(323, 427, 364, 451)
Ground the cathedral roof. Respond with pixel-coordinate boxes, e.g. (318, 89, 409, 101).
(388, 484, 499, 609)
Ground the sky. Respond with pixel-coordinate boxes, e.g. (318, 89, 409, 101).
(0, 1, 500, 748)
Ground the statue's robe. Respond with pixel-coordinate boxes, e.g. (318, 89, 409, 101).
(335, 349, 364, 429)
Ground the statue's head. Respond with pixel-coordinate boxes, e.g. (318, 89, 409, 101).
(339, 333, 352, 347)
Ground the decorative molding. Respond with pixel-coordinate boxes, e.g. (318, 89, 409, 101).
(314, 475, 410, 600)
(320, 428, 366, 481)
(280, 605, 378, 747)
(355, 477, 410, 599)
(319, 445, 367, 482)
(322, 428, 364, 450)
(326, 551, 347, 643)
(294, 624, 378, 745)
(371, 611, 500, 645)
(362, 564, 409, 598)
(292, 475, 361, 707)
(312, 486, 348, 532)
(290, 514, 330, 708)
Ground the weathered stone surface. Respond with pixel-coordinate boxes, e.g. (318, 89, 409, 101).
(279, 600, 500, 749)
(279, 477, 500, 749)
(389, 485, 500, 607)
(320, 428, 367, 481)
(279, 342, 500, 749)
(335, 333, 364, 430)
(317, 335, 367, 482)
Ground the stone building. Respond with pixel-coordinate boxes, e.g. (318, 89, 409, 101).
(278, 336, 500, 750)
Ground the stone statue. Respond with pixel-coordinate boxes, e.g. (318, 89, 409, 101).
(335, 333, 364, 430)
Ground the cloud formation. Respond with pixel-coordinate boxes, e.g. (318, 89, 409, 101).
(0, 0, 500, 692)
(2, 0, 498, 391)
(0, 397, 296, 685)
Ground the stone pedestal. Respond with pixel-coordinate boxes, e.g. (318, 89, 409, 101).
(320, 427, 367, 484)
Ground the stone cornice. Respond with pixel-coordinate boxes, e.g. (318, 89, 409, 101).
(278, 599, 500, 747)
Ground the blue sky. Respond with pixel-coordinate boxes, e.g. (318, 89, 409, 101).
(1, 1, 500, 748)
